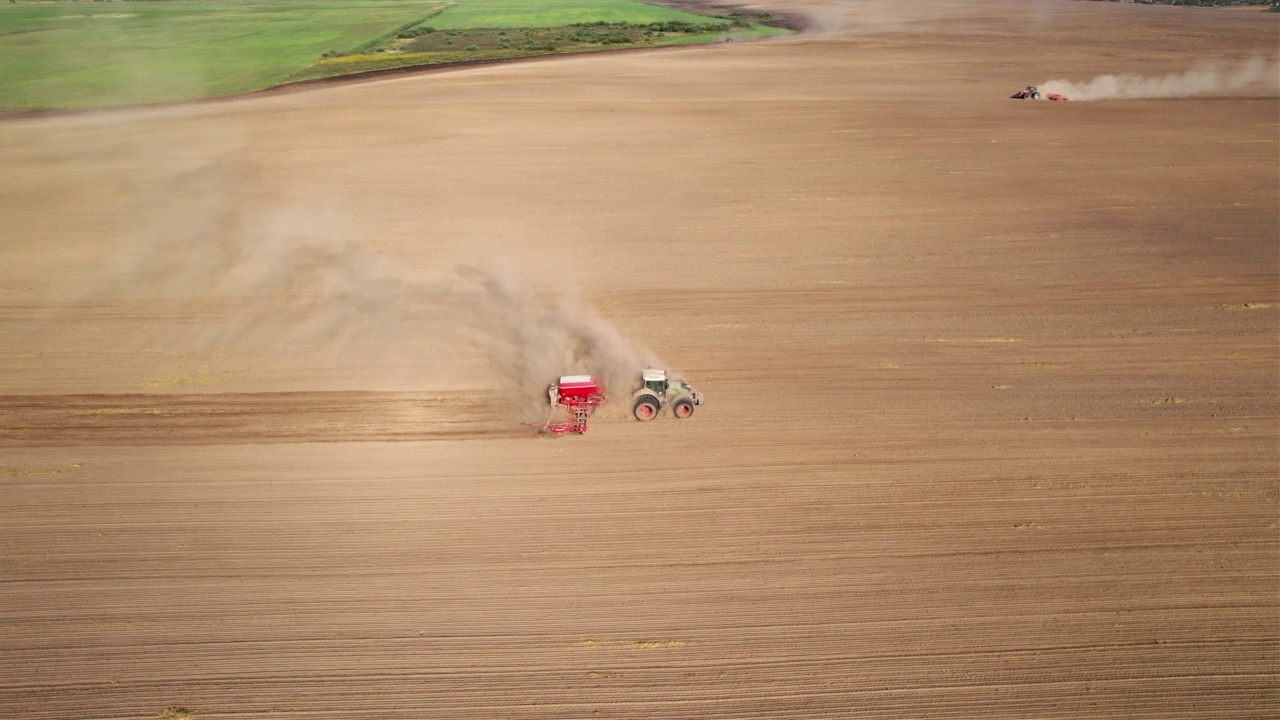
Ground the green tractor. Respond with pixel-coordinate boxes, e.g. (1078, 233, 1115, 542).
(632, 368, 703, 421)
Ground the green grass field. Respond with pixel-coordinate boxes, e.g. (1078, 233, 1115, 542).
(0, 0, 439, 108)
(0, 0, 789, 110)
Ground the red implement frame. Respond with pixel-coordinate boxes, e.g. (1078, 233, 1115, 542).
(541, 376, 607, 435)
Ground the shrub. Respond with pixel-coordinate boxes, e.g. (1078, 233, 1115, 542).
(645, 20, 731, 33)
(465, 44, 479, 51)
(397, 26, 436, 38)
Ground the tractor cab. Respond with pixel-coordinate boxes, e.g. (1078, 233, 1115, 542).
(642, 368, 670, 396)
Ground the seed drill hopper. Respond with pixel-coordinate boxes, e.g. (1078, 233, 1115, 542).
(541, 375, 607, 435)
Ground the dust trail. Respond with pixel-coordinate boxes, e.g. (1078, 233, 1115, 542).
(1042, 56, 1280, 101)
(81, 154, 660, 419)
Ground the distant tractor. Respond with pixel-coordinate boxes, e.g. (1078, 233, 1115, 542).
(1011, 85, 1069, 101)
(632, 368, 702, 421)
(540, 369, 703, 435)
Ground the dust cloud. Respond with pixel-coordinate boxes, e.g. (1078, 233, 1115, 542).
(1042, 56, 1280, 101)
(83, 154, 659, 416)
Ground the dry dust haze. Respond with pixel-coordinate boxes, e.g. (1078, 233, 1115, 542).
(1043, 55, 1280, 101)
(70, 153, 660, 414)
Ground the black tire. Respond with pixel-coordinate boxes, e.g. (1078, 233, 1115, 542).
(1031, 91, 1041, 100)
(672, 397, 695, 419)
(633, 395, 660, 421)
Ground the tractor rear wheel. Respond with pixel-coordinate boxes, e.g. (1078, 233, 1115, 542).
(633, 395, 660, 421)
(672, 397, 695, 419)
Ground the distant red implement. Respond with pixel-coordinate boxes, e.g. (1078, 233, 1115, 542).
(541, 375, 607, 435)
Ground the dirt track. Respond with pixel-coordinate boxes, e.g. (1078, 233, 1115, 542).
(1, 1, 1277, 718)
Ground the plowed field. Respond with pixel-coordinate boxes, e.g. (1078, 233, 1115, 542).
(1, 1, 1277, 718)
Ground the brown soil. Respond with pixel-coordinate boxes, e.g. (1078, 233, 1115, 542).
(0, 1, 1276, 718)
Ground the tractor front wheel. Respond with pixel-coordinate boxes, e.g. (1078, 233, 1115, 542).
(633, 395, 660, 421)
(672, 397, 695, 419)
